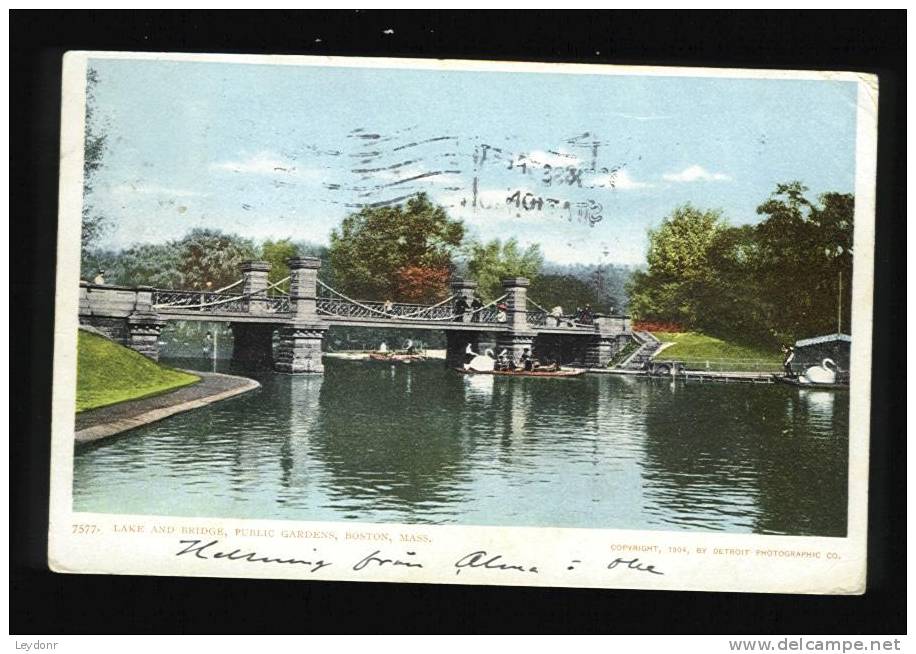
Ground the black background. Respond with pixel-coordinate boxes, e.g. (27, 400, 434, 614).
(10, 10, 905, 634)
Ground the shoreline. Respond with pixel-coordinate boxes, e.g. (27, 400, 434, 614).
(75, 370, 260, 443)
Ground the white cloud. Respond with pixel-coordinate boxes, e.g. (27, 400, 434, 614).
(662, 165, 732, 183)
(585, 169, 652, 190)
(614, 170, 652, 189)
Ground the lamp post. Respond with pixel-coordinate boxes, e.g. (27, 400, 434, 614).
(205, 330, 218, 370)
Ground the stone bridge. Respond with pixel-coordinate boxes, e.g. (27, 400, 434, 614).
(79, 257, 633, 373)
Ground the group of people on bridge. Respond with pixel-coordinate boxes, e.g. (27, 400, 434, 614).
(453, 294, 505, 323)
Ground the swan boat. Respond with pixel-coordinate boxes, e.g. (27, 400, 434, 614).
(773, 358, 848, 389)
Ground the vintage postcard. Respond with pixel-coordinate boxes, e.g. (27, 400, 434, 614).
(49, 51, 877, 593)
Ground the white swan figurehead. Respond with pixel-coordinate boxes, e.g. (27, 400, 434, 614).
(464, 348, 496, 372)
(798, 358, 837, 385)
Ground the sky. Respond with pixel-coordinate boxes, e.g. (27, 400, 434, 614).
(85, 57, 860, 265)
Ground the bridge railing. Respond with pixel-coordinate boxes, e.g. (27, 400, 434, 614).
(152, 289, 291, 313)
(152, 290, 249, 312)
(317, 297, 457, 321)
(526, 311, 548, 327)
(264, 296, 291, 312)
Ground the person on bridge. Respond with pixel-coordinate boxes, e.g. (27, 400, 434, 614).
(495, 301, 508, 323)
(383, 299, 394, 315)
(580, 304, 594, 325)
(454, 295, 469, 321)
(470, 294, 484, 322)
(93, 269, 106, 285)
(550, 305, 564, 327)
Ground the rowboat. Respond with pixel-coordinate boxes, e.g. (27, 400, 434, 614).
(368, 352, 425, 364)
(456, 367, 584, 378)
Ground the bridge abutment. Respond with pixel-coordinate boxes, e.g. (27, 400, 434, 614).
(127, 312, 166, 361)
(582, 317, 633, 368)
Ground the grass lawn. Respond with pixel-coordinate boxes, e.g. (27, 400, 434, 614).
(652, 331, 782, 372)
(76, 331, 200, 412)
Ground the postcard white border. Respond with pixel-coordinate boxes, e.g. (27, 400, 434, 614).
(48, 51, 877, 594)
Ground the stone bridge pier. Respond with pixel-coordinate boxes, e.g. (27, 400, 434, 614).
(444, 277, 538, 368)
(274, 256, 327, 374)
(443, 278, 482, 368)
(231, 260, 276, 366)
(494, 277, 535, 362)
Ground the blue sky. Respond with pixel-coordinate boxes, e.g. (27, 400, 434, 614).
(86, 58, 859, 265)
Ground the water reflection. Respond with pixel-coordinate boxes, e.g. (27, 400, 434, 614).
(73, 359, 849, 535)
(279, 375, 324, 491)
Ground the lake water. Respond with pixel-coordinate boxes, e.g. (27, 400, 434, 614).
(73, 358, 849, 536)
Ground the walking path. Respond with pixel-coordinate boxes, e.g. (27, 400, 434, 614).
(75, 370, 260, 443)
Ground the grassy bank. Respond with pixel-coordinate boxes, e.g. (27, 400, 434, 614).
(652, 331, 782, 372)
(77, 331, 200, 412)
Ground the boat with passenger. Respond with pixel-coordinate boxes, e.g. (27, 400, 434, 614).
(369, 352, 426, 364)
(367, 339, 426, 364)
(456, 367, 584, 378)
(456, 343, 583, 377)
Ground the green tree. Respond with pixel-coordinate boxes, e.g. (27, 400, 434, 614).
(81, 67, 109, 270)
(98, 229, 258, 289)
(101, 243, 183, 288)
(260, 238, 300, 287)
(464, 238, 544, 300)
(328, 193, 464, 301)
(754, 182, 854, 340)
(627, 204, 726, 326)
(175, 229, 258, 289)
(695, 224, 770, 342)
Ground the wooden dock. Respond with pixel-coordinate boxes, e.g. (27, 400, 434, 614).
(587, 368, 776, 384)
(681, 370, 775, 384)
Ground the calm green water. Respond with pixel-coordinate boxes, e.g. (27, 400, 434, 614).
(73, 358, 849, 536)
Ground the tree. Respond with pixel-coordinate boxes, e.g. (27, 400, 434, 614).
(81, 67, 109, 266)
(100, 243, 183, 288)
(260, 238, 300, 288)
(528, 274, 604, 313)
(628, 185, 854, 347)
(97, 229, 258, 289)
(627, 204, 725, 326)
(328, 193, 464, 301)
(396, 265, 454, 303)
(175, 229, 258, 289)
(695, 224, 771, 342)
(464, 238, 544, 300)
(754, 183, 854, 340)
